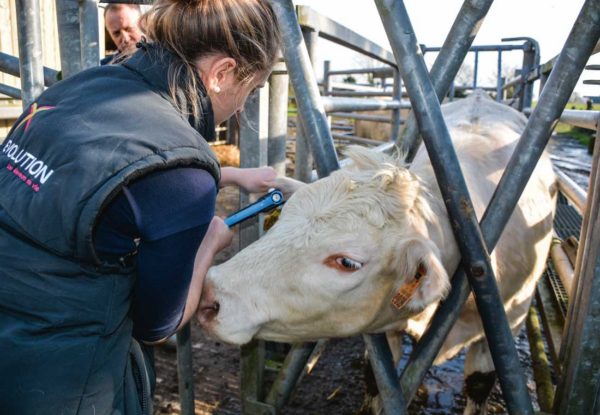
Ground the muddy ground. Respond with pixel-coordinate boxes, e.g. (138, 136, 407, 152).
(151, 183, 541, 415)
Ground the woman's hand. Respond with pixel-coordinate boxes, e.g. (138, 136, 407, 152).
(220, 166, 277, 193)
(202, 216, 234, 254)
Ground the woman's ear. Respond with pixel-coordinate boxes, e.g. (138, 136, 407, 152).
(196, 55, 237, 93)
(388, 237, 450, 311)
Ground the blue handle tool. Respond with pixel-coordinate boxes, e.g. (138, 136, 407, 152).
(224, 189, 285, 227)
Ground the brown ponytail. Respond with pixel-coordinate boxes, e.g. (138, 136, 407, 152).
(139, 0, 281, 124)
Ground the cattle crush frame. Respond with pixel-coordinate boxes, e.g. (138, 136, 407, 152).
(2, 0, 600, 414)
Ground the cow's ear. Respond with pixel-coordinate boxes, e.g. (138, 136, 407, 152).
(389, 238, 450, 311)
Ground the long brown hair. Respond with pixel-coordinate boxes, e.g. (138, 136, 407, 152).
(139, 0, 281, 124)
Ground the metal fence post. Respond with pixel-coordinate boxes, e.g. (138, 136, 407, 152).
(79, 0, 100, 70)
(268, 61, 289, 176)
(176, 324, 195, 415)
(15, 0, 44, 109)
(239, 86, 271, 414)
(56, 0, 83, 78)
(294, 24, 318, 183)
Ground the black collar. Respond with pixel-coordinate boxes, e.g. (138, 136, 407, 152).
(121, 42, 215, 141)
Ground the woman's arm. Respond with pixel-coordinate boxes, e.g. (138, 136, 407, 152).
(220, 166, 277, 193)
(177, 216, 233, 329)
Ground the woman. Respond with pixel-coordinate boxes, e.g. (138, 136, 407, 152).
(0, 0, 281, 413)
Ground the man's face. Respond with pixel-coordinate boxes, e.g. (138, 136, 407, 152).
(105, 6, 142, 54)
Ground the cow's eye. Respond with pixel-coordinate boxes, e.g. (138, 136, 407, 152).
(324, 255, 364, 272)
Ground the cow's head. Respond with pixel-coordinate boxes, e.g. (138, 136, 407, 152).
(199, 147, 450, 344)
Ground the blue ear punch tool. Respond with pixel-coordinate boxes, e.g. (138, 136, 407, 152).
(224, 189, 285, 227)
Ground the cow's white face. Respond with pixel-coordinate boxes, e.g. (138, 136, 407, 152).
(199, 148, 450, 345)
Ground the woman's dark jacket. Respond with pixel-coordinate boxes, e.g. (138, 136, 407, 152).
(0, 44, 220, 414)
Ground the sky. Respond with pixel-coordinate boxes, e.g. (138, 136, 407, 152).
(293, 0, 598, 100)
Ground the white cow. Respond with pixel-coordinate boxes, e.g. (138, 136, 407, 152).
(199, 90, 557, 412)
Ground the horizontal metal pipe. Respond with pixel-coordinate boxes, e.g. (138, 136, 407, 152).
(423, 44, 526, 53)
(322, 97, 411, 113)
(330, 112, 393, 123)
(329, 81, 389, 92)
(0, 52, 59, 87)
(0, 83, 22, 99)
(332, 90, 394, 97)
(555, 168, 587, 213)
(559, 109, 599, 131)
(328, 67, 395, 77)
(332, 133, 389, 146)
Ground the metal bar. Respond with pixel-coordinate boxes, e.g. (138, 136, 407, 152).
(555, 168, 587, 213)
(363, 334, 408, 415)
(294, 26, 317, 183)
(322, 97, 410, 113)
(273, 0, 339, 178)
(175, 324, 195, 415)
(525, 305, 555, 413)
(496, 50, 503, 102)
(0, 83, 22, 99)
(239, 87, 270, 413)
(15, 0, 44, 109)
(297, 5, 397, 67)
(332, 133, 387, 146)
(0, 52, 59, 86)
(399, 0, 496, 162)
(328, 67, 395, 77)
(391, 69, 402, 142)
(558, 109, 600, 131)
(550, 240, 575, 298)
(268, 61, 289, 176)
(330, 112, 393, 123)
(331, 90, 394, 97)
(556, 109, 600, 414)
(473, 50, 479, 89)
(503, 37, 540, 111)
(322, 60, 331, 96)
(400, 0, 600, 404)
(264, 342, 317, 409)
(376, 1, 534, 412)
(79, 0, 100, 69)
(422, 43, 526, 53)
(56, 0, 83, 78)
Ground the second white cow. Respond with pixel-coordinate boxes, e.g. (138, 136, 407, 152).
(199, 90, 556, 412)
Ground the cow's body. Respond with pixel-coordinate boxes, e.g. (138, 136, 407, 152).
(199, 91, 556, 412)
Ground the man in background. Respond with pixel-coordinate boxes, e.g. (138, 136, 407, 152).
(101, 4, 143, 64)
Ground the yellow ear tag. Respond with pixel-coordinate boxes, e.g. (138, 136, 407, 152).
(263, 206, 282, 231)
(391, 262, 426, 310)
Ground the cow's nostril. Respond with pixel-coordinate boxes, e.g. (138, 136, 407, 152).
(200, 300, 220, 323)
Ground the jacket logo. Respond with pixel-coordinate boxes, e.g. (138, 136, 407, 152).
(16, 103, 55, 132)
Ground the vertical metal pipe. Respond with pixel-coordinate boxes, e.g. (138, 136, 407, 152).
(272, 0, 339, 178)
(294, 26, 318, 182)
(15, 0, 44, 109)
(399, 0, 495, 162)
(496, 50, 503, 102)
(400, 0, 600, 403)
(176, 324, 195, 415)
(323, 60, 331, 96)
(79, 0, 100, 69)
(473, 50, 479, 89)
(375, 1, 533, 412)
(239, 87, 270, 412)
(363, 334, 408, 415)
(390, 69, 401, 142)
(268, 61, 289, 176)
(56, 0, 83, 78)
